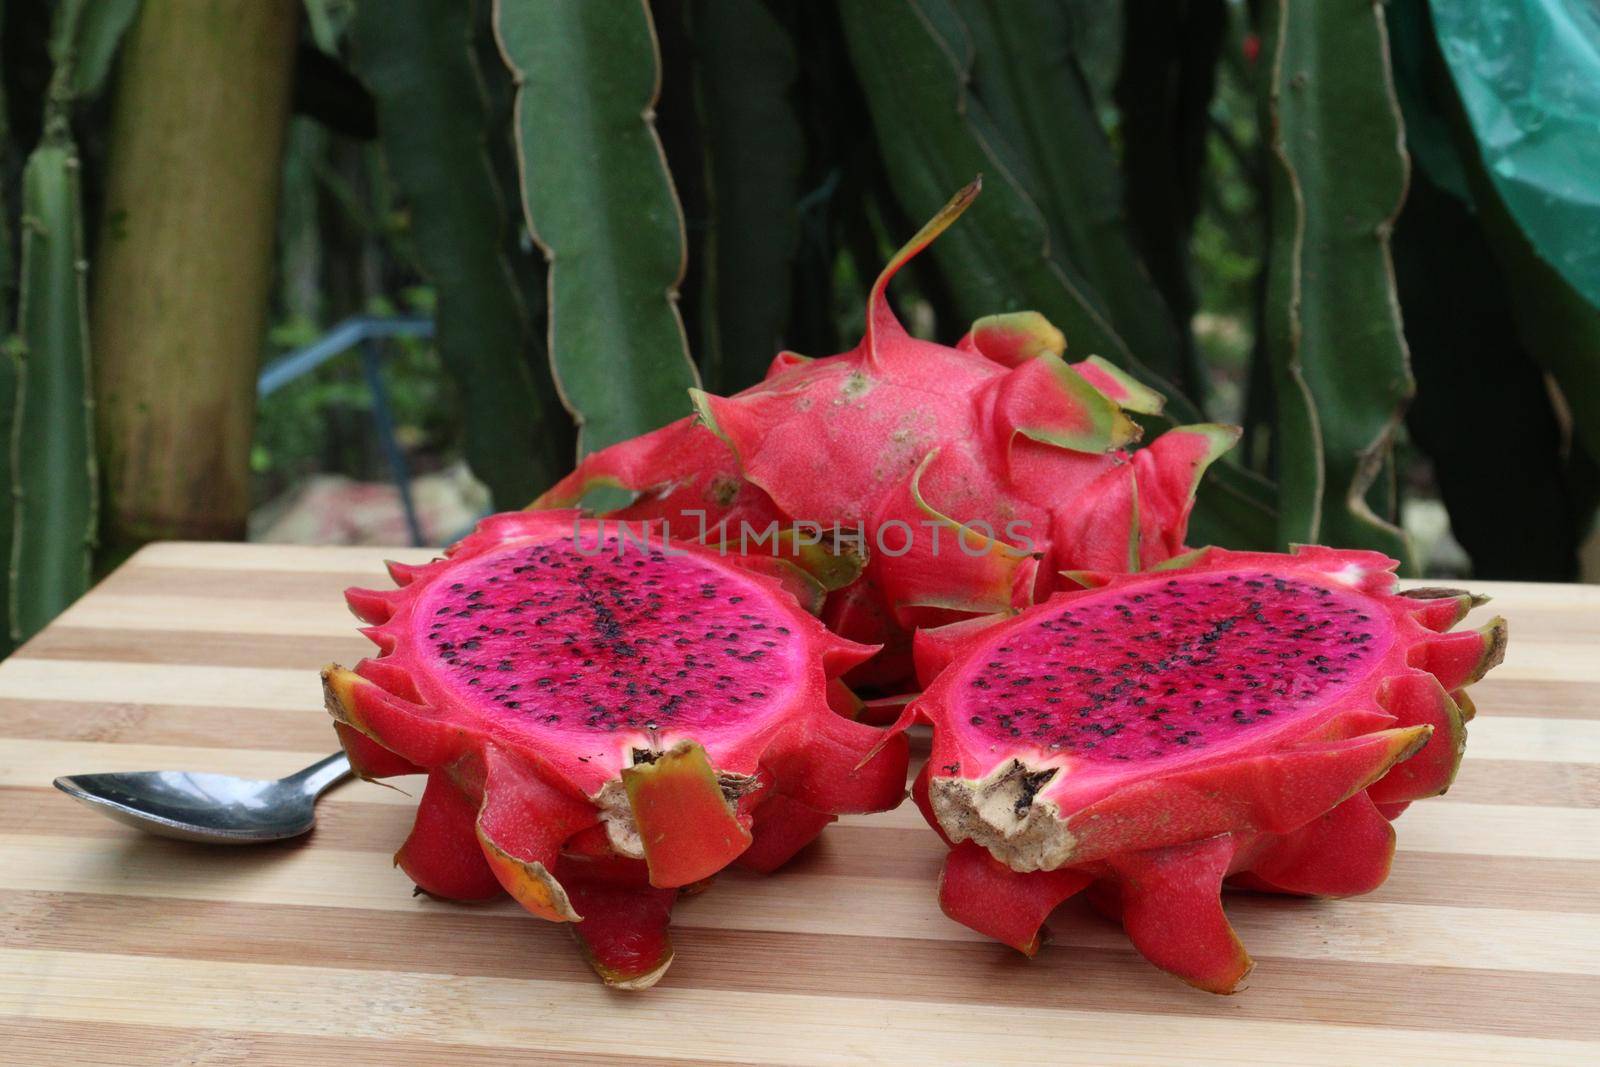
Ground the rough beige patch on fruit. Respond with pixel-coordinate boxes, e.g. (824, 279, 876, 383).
(931, 758, 1076, 872)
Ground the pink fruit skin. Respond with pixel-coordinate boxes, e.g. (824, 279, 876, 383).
(536, 180, 1238, 688)
(898, 545, 1504, 992)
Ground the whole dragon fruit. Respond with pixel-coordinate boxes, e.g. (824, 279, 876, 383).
(322, 510, 909, 988)
(536, 179, 1238, 686)
(896, 545, 1505, 992)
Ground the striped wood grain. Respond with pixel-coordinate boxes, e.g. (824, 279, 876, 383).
(0, 543, 1596, 1064)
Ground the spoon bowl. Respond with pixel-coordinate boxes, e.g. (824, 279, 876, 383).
(53, 752, 353, 844)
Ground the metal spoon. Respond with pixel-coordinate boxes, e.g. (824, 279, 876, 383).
(53, 751, 353, 844)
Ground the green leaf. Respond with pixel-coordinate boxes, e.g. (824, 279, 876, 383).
(1396, 0, 1600, 502)
(69, 0, 141, 98)
(1467, 148, 1600, 483)
(11, 142, 97, 643)
(1114, 0, 1226, 399)
(689, 0, 804, 393)
(1386, 0, 1471, 203)
(302, 0, 340, 54)
(952, 0, 1184, 385)
(1257, 7, 1323, 546)
(352, 0, 567, 506)
(838, 0, 1276, 549)
(494, 0, 701, 456)
(0, 10, 13, 653)
(1388, 0, 1600, 578)
(0, 336, 13, 651)
(1394, 172, 1595, 579)
(0, 0, 12, 338)
(839, 0, 1140, 377)
(9, 0, 101, 642)
(1258, 0, 1413, 563)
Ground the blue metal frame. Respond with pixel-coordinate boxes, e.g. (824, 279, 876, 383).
(257, 315, 436, 547)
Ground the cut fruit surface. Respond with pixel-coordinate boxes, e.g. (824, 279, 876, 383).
(899, 545, 1504, 991)
(325, 510, 908, 987)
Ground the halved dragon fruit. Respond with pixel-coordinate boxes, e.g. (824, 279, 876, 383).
(897, 545, 1505, 992)
(322, 510, 909, 988)
(536, 180, 1238, 687)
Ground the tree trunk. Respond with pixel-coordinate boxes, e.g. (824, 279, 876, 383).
(90, 0, 298, 544)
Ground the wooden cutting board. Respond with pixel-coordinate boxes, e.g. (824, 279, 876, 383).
(1, 542, 1596, 1064)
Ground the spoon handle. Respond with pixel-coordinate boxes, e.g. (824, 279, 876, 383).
(286, 751, 354, 797)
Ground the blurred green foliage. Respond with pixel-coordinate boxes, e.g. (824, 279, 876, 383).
(254, 0, 1600, 579)
(5, 0, 1600, 659)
